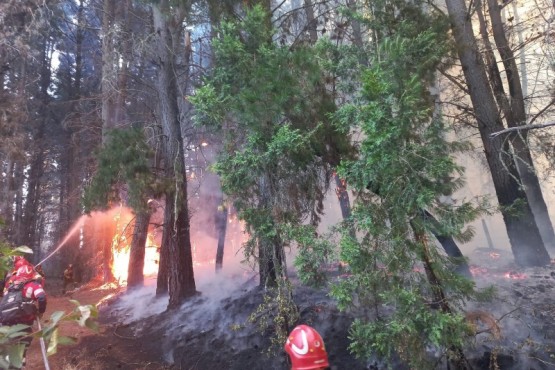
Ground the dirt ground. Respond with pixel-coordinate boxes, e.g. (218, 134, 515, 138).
(24, 280, 170, 370)
(21, 257, 555, 370)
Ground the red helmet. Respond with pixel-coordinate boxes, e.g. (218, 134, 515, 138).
(13, 264, 35, 283)
(284, 325, 329, 370)
(13, 256, 30, 269)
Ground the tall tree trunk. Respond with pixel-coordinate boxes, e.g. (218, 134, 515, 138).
(152, 1, 197, 308)
(127, 210, 151, 288)
(422, 211, 471, 278)
(156, 209, 170, 295)
(21, 34, 52, 249)
(510, 1, 527, 98)
(346, 0, 364, 50)
(303, 0, 319, 43)
(99, 0, 118, 283)
(21, 137, 45, 247)
(11, 54, 27, 243)
(12, 161, 24, 244)
(115, 0, 131, 126)
(57, 0, 86, 272)
(486, 0, 555, 249)
(101, 0, 117, 143)
(445, 0, 550, 267)
(0, 160, 15, 227)
(231, 0, 284, 288)
(100, 0, 137, 283)
(215, 203, 227, 272)
(257, 174, 285, 287)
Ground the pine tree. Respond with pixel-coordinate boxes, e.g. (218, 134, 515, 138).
(330, 2, 488, 367)
(192, 5, 339, 288)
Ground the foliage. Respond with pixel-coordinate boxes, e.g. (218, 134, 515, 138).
(0, 245, 34, 277)
(283, 224, 336, 288)
(0, 301, 98, 368)
(191, 4, 342, 279)
(192, 3, 347, 350)
(82, 128, 159, 214)
(248, 279, 299, 355)
(327, 2, 491, 368)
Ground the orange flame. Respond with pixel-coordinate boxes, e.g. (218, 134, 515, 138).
(112, 233, 160, 284)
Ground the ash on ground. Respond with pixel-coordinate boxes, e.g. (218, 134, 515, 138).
(92, 254, 555, 370)
(466, 250, 555, 370)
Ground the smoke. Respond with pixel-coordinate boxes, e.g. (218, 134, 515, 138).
(108, 278, 168, 325)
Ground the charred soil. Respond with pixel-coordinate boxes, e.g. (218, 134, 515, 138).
(23, 259, 555, 370)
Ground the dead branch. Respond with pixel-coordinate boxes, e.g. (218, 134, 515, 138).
(489, 121, 555, 138)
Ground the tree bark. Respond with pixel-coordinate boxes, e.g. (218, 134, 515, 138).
(58, 0, 85, 272)
(99, 0, 118, 283)
(422, 210, 472, 278)
(486, 0, 555, 249)
(445, 0, 550, 266)
(21, 34, 52, 249)
(152, 1, 197, 308)
(346, 0, 364, 50)
(156, 212, 170, 296)
(12, 161, 24, 244)
(215, 203, 227, 272)
(127, 211, 151, 288)
(101, 0, 117, 143)
(0, 160, 15, 228)
(303, 0, 319, 43)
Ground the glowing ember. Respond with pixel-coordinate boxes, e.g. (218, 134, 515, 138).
(470, 266, 489, 276)
(470, 265, 528, 280)
(503, 271, 527, 280)
(489, 252, 500, 259)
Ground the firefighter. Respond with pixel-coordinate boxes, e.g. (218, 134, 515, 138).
(1, 263, 47, 368)
(62, 264, 74, 294)
(284, 324, 330, 370)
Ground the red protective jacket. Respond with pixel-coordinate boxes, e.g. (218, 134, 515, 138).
(3, 279, 47, 325)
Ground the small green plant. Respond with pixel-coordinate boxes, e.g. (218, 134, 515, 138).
(248, 279, 299, 355)
(0, 301, 98, 368)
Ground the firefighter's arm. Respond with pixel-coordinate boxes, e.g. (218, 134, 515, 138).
(33, 287, 47, 314)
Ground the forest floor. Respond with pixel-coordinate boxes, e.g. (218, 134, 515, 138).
(22, 252, 555, 370)
(23, 279, 171, 370)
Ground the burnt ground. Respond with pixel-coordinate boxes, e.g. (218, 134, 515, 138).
(23, 255, 555, 370)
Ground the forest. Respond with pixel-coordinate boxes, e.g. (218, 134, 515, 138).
(1, 0, 555, 369)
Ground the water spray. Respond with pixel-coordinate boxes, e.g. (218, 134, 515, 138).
(36, 215, 87, 268)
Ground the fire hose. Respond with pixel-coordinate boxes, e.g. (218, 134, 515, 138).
(35, 318, 51, 370)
